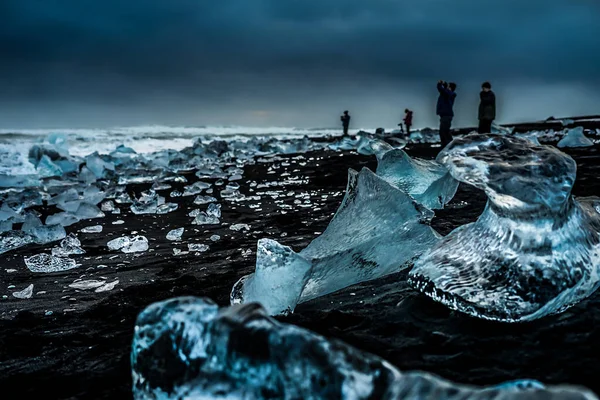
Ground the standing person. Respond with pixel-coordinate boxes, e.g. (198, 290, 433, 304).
(340, 110, 351, 136)
(478, 82, 496, 133)
(403, 109, 413, 135)
(436, 80, 457, 148)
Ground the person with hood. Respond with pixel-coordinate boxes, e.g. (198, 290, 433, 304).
(340, 110, 351, 136)
(436, 80, 457, 147)
(403, 109, 413, 135)
(478, 82, 496, 133)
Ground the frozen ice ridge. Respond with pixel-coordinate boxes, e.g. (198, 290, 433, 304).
(232, 168, 440, 315)
(131, 297, 597, 400)
(557, 127, 594, 148)
(409, 134, 600, 322)
(375, 148, 458, 209)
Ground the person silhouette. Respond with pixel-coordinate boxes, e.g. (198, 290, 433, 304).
(403, 109, 413, 135)
(436, 80, 457, 147)
(340, 110, 351, 136)
(478, 82, 496, 133)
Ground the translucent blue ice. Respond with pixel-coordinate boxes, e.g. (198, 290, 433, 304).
(557, 127, 594, 148)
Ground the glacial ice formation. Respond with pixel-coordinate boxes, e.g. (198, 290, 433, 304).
(557, 127, 594, 148)
(132, 297, 597, 400)
(232, 168, 440, 315)
(375, 148, 459, 209)
(408, 134, 600, 322)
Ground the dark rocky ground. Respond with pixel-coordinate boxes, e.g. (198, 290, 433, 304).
(0, 141, 599, 399)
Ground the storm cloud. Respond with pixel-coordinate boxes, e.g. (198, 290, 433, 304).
(1, 0, 599, 128)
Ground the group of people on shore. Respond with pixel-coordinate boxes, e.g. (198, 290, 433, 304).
(340, 81, 496, 147)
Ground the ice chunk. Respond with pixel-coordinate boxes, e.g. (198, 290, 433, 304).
(232, 239, 312, 315)
(21, 213, 43, 232)
(0, 174, 41, 188)
(192, 212, 219, 225)
(193, 195, 217, 205)
(210, 234, 220, 241)
(0, 221, 12, 232)
(52, 233, 85, 257)
(558, 127, 594, 148)
(0, 230, 35, 254)
(48, 188, 79, 206)
(375, 148, 458, 209)
(101, 200, 116, 212)
(233, 168, 440, 314)
(131, 191, 158, 214)
(166, 228, 184, 241)
(46, 212, 80, 227)
(206, 203, 221, 218)
(12, 284, 34, 299)
(108, 235, 149, 253)
(36, 155, 63, 178)
(183, 181, 211, 196)
(230, 223, 250, 232)
(156, 202, 178, 214)
(74, 203, 105, 219)
(69, 280, 105, 290)
(95, 280, 119, 292)
(132, 297, 597, 400)
(80, 225, 103, 233)
(409, 134, 600, 322)
(25, 253, 78, 273)
(28, 224, 67, 244)
(188, 243, 209, 252)
(85, 152, 115, 178)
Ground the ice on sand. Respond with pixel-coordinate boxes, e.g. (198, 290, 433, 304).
(232, 168, 440, 315)
(188, 243, 209, 252)
(52, 233, 85, 257)
(12, 284, 34, 299)
(108, 236, 149, 253)
(25, 254, 78, 273)
(132, 297, 597, 400)
(230, 223, 250, 232)
(409, 134, 600, 322)
(80, 225, 103, 233)
(558, 127, 594, 148)
(166, 228, 184, 241)
(69, 280, 106, 290)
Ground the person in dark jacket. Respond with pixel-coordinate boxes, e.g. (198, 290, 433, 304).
(403, 109, 413, 135)
(478, 82, 496, 133)
(436, 81, 457, 147)
(340, 110, 351, 136)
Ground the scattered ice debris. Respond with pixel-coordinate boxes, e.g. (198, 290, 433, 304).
(409, 134, 600, 322)
(230, 223, 250, 232)
(193, 195, 217, 205)
(209, 235, 220, 242)
(232, 168, 440, 315)
(52, 233, 85, 257)
(558, 127, 594, 148)
(132, 297, 598, 400)
(188, 243, 209, 252)
(107, 236, 149, 254)
(25, 254, 78, 273)
(95, 280, 119, 292)
(166, 228, 184, 241)
(12, 284, 34, 299)
(80, 225, 103, 233)
(183, 181, 211, 196)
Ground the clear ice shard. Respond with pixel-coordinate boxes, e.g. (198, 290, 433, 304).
(69, 279, 106, 290)
(166, 228, 184, 241)
(232, 168, 440, 314)
(80, 225, 103, 233)
(194, 195, 217, 205)
(229, 223, 250, 232)
(408, 134, 600, 322)
(188, 243, 209, 252)
(375, 148, 458, 209)
(12, 284, 34, 299)
(51, 233, 85, 257)
(131, 297, 597, 400)
(1, 230, 35, 254)
(108, 236, 149, 253)
(557, 127, 594, 148)
(25, 253, 78, 273)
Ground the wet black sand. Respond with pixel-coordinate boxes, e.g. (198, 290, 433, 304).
(1, 143, 599, 399)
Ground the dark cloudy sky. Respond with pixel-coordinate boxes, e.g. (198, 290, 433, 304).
(1, 0, 599, 129)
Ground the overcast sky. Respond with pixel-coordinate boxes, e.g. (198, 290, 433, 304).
(1, 0, 599, 129)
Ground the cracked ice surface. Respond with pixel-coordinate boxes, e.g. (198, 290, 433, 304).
(25, 253, 78, 273)
(375, 148, 458, 209)
(232, 168, 440, 315)
(409, 134, 600, 322)
(131, 297, 597, 400)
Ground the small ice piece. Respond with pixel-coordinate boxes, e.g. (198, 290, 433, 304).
(132, 297, 597, 400)
(83, 185, 106, 205)
(557, 127, 594, 148)
(210, 235, 220, 242)
(122, 236, 149, 253)
(0, 230, 35, 254)
(115, 192, 133, 204)
(28, 224, 67, 244)
(188, 209, 201, 217)
(21, 213, 43, 232)
(80, 225, 103, 233)
(52, 233, 85, 257)
(151, 182, 171, 191)
(170, 190, 182, 197)
(74, 203, 104, 220)
(206, 203, 221, 218)
(101, 200, 116, 212)
(375, 148, 458, 209)
(12, 284, 34, 299)
(183, 181, 211, 196)
(193, 195, 217, 205)
(131, 191, 158, 214)
(46, 212, 80, 227)
(0, 220, 12, 233)
(166, 228, 184, 241)
(95, 280, 119, 292)
(156, 203, 178, 214)
(36, 155, 63, 178)
(229, 223, 250, 232)
(112, 220, 125, 225)
(85, 152, 115, 178)
(228, 174, 243, 181)
(69, 280, 106, 290)
(25, 254, 78, 273)
(409, 134, 600, 322)
(192, 212, 219, 225)
(188, 243, 209, 252)
(107, 237, 130, 251)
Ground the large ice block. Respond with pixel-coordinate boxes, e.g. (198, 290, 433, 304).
(232, 168, 440, 314)
(376, 148, 458, 209)
(409, 134, 600, 322)
(132, 297, 597, 400)
(557, 127, 594, 148)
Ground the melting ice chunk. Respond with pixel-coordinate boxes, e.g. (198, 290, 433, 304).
(132, 297, 597, 400)
(46, 212, 80, 227)
(25, 254, 78, 273)
(230, 223, 250, 232)
(409, 134, 600, 322)
(12, 284, 34, 299)
(69, 280, 106, 290)
(558, 127, 594, 148)
(183, 181, 211, 196)
(192, 212, 219, 225)
(193, 195, 217, 205)
(166, 228, 184, 241)
(80, 225, 103, 233)
(108, 236, 149, 253)
(52, 233, 85, 257)
(95, 280, 119, 292)
(188, 243, 209, 252)
(1, 230, 35, 254)
(27, 224, 67, 244)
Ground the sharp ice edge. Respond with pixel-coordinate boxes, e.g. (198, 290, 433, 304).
(131, 297, 597, 400)
(231, 168, 440, 315)
(408, 134, 600, 322)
